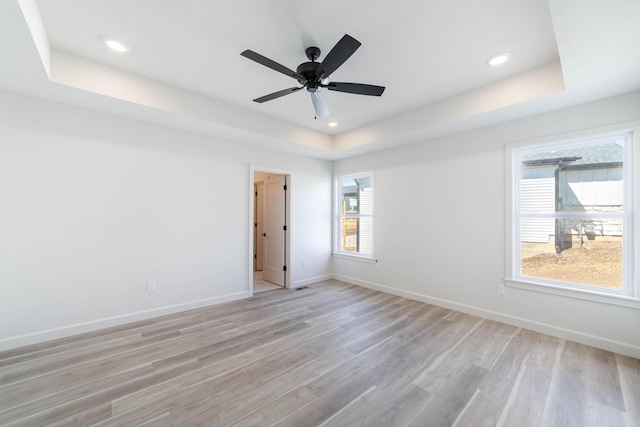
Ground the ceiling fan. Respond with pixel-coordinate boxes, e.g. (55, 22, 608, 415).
(241, 34, 385, 117)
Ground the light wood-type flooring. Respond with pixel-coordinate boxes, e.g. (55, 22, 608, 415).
(253, 270, 283, 293)
(1, 279, 639, 426)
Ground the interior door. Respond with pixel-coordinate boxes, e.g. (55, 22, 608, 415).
(263, 174, 286, 286)
(254, 181, 264, 271)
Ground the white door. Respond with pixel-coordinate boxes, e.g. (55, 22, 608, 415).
(254, 181, 264, 271)
(263, 174, 286, 286)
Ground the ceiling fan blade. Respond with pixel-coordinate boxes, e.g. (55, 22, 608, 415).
(241, 50, 305, 82)
(315, 34, 361, 80)
(327, 82, 385, 96)
(310, 91, 329, 117)
(253, 87, 303, 103)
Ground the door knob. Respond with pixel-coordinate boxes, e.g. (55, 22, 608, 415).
(262, 233, 266, 237)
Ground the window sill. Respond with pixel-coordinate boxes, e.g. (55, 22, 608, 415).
(505, 278, 640, 310)
(332, 252, 377, 264)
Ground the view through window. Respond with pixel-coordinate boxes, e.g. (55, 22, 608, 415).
(514, 132, 632, 294)
(336, 173, 373, 256)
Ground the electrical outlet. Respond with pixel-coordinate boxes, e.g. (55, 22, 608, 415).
(497, 283, 506, 295)
(147, 281, 156, 292)
(302, 261, 306, 269)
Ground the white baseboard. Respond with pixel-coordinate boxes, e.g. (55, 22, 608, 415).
(334, 274, 640, 359)
(292, 274, 333, 288)
(0, 291, 249, 352)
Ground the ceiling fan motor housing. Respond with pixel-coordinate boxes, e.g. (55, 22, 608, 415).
(296, 61, 321, 90)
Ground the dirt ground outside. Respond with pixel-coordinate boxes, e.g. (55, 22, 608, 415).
(521, 240, 623, 289)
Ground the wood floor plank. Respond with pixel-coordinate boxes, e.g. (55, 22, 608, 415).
(0, 329, 213, 411)
(4, 399, 112, 427)
(468, 320, 519, 370)
(168, 337, 365, 425)
(372, 308, 480, 394)
(0, 279, 637, 427)
(321, 383, 433, 427)
(452, 327, 533, 426)
(228, 386, 317, 427)
(616, 354, 640, 426)
(226, 348, 356, 427)
(584, 346, 625, 411)
(411, 364, 488, 427)
(271, 338, 397, 427)
(498, 331, 559, 427)
(344, 307, 424, 355)
(216, 349, 356, 426)
(541, 340, 588, 427)
(585, 400, 626, 427)
(0, 314, 237, 396)
(413, 316, 485, 392)
(0, 364, 154, 425)
(136, 412, 174, 427)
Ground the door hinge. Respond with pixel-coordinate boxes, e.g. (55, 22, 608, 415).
(283, 225, 287, 231)
(254, 254, 257, 259)
(255, 191, 257, 196)
(283, 184, 287, 191)
(283, 265, 287, 271)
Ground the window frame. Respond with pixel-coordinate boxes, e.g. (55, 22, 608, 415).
(505, 123, 639, 309)
(334, 170, 375, 260)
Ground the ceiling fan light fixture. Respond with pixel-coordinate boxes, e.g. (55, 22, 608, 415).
(102, 37, 129, 53)
(311, 91, 329, 117)
(486, 53, 509, 66)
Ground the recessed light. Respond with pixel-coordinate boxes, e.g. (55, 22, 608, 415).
(328, 122, 338, 127)
(486, 53, 509, 66)
(102, 37, 129, 53)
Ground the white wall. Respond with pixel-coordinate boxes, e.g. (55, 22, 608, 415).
(3, 88, 640, 357)
(0, 90, 333, 350)
(334, 91, 640, 358)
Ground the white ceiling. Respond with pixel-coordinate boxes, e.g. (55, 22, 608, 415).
(1, 0, 640, 159)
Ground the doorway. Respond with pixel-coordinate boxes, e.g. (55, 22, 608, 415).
(250, 167, 291, 295)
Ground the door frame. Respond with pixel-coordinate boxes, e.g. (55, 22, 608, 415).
(254, 181, 264, 271)
(249, 165, 292, 296)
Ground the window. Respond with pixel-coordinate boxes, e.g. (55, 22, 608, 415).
(335, 172, 374, 258)
(507, 128, 637, 301)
